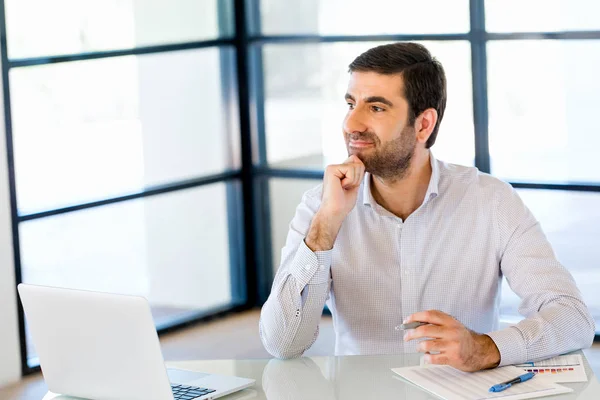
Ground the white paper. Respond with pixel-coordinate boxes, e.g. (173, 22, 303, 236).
(391, 365, 573, 400)
(515, 354, 587, 383)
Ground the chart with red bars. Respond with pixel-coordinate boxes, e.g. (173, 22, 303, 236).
(516, 354, 587, 383)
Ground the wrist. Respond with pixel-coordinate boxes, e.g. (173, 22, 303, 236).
(305, 211, 343, 251)
(477, 334, 501, 369)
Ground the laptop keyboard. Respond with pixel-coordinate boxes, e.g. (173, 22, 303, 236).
(171, 384, 216, 399)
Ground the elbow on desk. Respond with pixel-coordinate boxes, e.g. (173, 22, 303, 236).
(567, 301, 596, 351)
(576, 300, 596, 349)
(581, 316, 596, 350)
(259, 319, 305, 359)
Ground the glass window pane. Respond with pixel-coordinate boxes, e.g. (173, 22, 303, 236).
(488, 40, 600, 183)
(21, 182, 238, 364)
(259, 0, 469, 35)
(5, 0, 233, 59)
(269, 178, 321, 274)
(11, 47, 240, 214)
(486, 0, 600, 33)
(262, 42, 474, 169)
(500, 189, 600, 334)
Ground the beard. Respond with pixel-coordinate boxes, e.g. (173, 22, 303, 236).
(345, 126, 416, 181)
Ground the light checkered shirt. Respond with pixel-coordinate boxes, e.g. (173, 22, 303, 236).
(259, 153, 595, 366)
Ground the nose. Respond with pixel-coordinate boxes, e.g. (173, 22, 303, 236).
(343, 108, 368, 135)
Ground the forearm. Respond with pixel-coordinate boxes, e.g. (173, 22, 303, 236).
(305, 211, 343, 252)
(259, 241, 332, 359)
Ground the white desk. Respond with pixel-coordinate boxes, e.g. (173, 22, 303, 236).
(43, 351, 599, 399)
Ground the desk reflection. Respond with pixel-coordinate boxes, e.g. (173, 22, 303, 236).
(262, 354, 434, 400)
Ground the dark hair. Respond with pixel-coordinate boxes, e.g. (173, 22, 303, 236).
(348, 42, 447, 148)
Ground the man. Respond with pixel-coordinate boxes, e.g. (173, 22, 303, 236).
(259, 42, 595, 372)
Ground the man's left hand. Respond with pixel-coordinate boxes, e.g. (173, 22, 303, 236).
(403, 310, 501, 372)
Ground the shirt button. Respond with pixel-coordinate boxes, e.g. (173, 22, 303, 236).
(404, 270, 410, 275)
(305, 264, 311, 271)
(319, 265, 325, 271)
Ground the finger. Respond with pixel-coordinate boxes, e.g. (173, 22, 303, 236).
(340, 168, 357, 189)
(351, 164, 365, 187)
(358, 163, 366, 182)
(341, 166, 364, 190)
(332, 164, 354, 186)
(404, 324, 446, 341)
(424, 353, 450, 366)
(345, 154, 363, 166)
(344, 155, 358, 164)
(404, 310, 456, 326)
(342, 156, 365, 187)
(417, 339, 448, 354)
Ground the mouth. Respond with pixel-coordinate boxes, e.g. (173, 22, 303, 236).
(349, 140, 375, 149)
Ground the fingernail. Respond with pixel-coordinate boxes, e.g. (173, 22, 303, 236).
(403, 318, 409, 323)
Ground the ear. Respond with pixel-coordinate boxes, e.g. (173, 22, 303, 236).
(415, 108, 438, 145)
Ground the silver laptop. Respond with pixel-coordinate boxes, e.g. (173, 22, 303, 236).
(18, 284, 255, 400)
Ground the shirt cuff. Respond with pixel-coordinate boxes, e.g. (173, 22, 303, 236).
(288, 240, 332, 288)
(487, 327, 528, 366)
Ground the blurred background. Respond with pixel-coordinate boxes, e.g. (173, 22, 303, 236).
(0, 0, 599, 377)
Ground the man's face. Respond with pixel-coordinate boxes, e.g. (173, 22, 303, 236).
(343, 71, 416, 180)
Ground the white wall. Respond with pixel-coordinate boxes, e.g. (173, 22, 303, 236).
(0, 56, 22, 387)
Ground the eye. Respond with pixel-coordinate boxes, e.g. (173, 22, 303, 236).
(372, 106, 384, 112)
(347, 102, 355, 110)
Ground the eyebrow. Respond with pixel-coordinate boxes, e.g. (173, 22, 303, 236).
(344, 93, 394, 107)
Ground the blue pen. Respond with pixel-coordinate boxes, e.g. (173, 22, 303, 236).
(489, 372, 535, 392)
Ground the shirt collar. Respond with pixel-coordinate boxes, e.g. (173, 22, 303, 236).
(362, 151, 440, 207)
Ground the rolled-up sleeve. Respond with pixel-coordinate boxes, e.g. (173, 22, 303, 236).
(488, 184, 595, 366)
